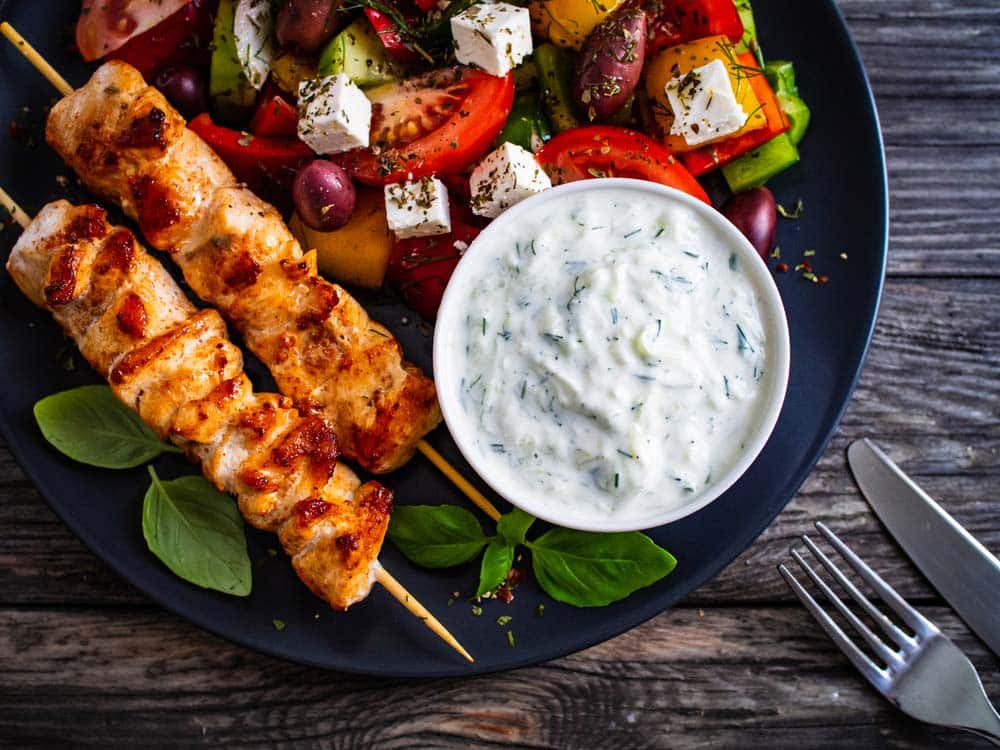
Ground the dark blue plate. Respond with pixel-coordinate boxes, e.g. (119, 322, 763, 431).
(0, 0, 886, 676)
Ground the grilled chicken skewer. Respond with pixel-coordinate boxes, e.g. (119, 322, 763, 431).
(2, 20, 505, 527)
(1, 20, 505, 518)
(43, 59, 438, 475)
(1, 189, 471, 661)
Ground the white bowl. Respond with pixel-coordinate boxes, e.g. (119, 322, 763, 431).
(434, 178, 790, 532)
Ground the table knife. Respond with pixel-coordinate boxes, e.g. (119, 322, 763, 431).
(847, 438, 1000, 657)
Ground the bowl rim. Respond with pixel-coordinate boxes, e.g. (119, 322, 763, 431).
(433, 177, 791, 532)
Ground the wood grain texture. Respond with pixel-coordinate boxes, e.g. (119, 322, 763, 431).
(0, 605, 995, 749)
(1, 1, 999, 748)
(837, 0, 1000, 276)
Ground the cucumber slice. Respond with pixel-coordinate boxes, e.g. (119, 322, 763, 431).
(318, 18, 397, 88)
(210, 0, 257, 123)
(765, 60, 811, 145)
(722, 132, 800, 193)
(778, 94, 810, 145)
(734, 0, 763, 66)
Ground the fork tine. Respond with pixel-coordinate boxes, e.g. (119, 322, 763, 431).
(791, 546, 904, 667)
(816, 522, 936, 637)
(800, 535, 914, 651)
(778, 563, 889, 690)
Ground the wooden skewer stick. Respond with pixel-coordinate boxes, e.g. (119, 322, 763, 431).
(417, 440, 501, 521)
(0, 189, 473, 663)
(0, 185, 32, 228)
(2, 21, 506, 525)
(0, 22, 74, 96)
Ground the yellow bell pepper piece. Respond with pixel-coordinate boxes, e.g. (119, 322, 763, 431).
(289, 188, 393, 289)
(529, 0, 629, 50)
(644, 35, 766, 153)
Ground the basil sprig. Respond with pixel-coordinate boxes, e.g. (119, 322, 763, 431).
(33, 385, 182, 468)
(34, 385, 252, 596)
(389, 505, 490, 567)
(387, 505, 677, 607)
(143, 467, 251, 596)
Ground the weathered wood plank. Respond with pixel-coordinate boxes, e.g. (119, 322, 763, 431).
(883, 143, 1000, 275)
(0, 3, 997, 748)
(838, 0, 1000, 101)
(0, 605, 995, 749)
(1, 278, 997, 606)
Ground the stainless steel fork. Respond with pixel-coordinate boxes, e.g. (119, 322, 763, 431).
(779, 521, 1000, 745)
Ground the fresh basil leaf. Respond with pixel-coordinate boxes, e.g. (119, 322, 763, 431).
(34, 385, 180, 469)
(496, 507, 535, 546)
(528, 529, 677, 607)
(477, 539, 515, 596)
(142, 467, 252, 596)
(388, 505, 489, 568)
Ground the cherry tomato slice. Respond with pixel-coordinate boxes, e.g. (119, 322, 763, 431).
(536, 126, 710, 203)
(336, 68, 515, 186)
(641, 0, 744, 56)
(102, 0, 215, 78)
(386, 206, 484, 321)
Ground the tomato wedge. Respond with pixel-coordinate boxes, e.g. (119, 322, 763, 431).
(386, 206, 484, 321)
(536, 126, 710, 203)
(99, 0, 214, 77)
(336, 68, 515, 186)
(77, 0, 190, 61)
(641, 0, 744, 56)
(679, 52, 791, 176)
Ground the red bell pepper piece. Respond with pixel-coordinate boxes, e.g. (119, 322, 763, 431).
(188, 113, 313, 208)
(364, 7, 421, 63)
(250, 92, 299, 138)
(106, 0, 215, 79)
(386, 205, 484, 321)
(411, 0, 438, 12)
(679, 52, 790, 176)
(643, 0, 744, 56)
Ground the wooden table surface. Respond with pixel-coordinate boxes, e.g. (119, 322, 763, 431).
(2, 1, 998, 747)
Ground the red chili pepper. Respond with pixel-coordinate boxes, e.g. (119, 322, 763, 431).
(364, 7, 421, 63)
(679, 51, 791, 176)
(250, 92, 299, 138)
(188, 113, 312, 209)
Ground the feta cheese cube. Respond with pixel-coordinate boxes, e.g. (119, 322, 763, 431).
(450, 3, 533, 77)
(384, 177, 452, 239)
(297, 74, 371, 154)
(469, 142, 551, 218)
(665, 58, 747, 147)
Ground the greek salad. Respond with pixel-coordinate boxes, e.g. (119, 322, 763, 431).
(75, 0, 810, 320)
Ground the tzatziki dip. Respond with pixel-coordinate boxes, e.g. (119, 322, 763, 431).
(435, 180, 788, 530)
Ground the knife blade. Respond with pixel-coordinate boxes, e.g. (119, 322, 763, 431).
(847, 438, 1000, 657)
